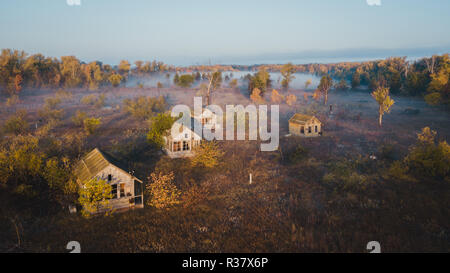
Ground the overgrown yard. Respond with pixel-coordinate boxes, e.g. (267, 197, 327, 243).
(1, 82, 449, 252)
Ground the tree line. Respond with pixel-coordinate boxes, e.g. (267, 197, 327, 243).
(0, 49, 173, 96)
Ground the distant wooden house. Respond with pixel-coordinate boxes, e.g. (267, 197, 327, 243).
(163, 117, 202, 158)
(289, 114, 322, 137)
(74, 148, 144, 213)
(191, 108, 221, 131)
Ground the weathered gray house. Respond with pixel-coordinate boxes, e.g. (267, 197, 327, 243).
(163, 118, 202, 158)
(289, 114, 322, 137)
(74, 148, 144, 213)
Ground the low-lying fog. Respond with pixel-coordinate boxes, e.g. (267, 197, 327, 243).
(125, 71, 322, 90)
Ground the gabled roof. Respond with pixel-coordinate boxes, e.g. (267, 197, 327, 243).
(191, 108, 215, 117)
(289, 113, 320, 125)
(167, 117, 203, 139)
(74, 148, 137, 183)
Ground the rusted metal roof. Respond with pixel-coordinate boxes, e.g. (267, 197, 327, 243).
(288, 113, 320, 125)
(74, 148, 135, 183)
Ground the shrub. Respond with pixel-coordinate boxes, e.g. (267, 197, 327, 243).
(123, 96, 167, 120)
(3, 110, 28, 135)
(81, 94, 106, 107)
(286, 94, 297, 106)
(44, 97, 62, 109)
(146, 171, 181, 209)
(6, 95, 19, 107)
(287, 144, 309, 164)
(83, 117, 101, 135)
(176, 74, 195, 88)
(72, 110, 87, 126)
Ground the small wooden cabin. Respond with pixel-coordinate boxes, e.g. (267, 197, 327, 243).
(74, 148, 144, 213)
(191, 108, 221, 131)
(289, 114, 322, 137)
(163, 118, 202, 158)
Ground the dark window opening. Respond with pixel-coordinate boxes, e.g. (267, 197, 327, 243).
(173, 141, 181, 152)
(183, 141, 190, 151)
(301, 126, 304, 134)
(111, 184, 117, 199)
(315, 126, 318, 133)
(134, 196, 142, 205)
(120, 184, 125, 198)
(108, 174, 112, 182)
(308, 126, 312, 133)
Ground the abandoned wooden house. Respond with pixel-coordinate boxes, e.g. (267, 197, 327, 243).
(74, 148, 144, 213)
(163, 117, 202, 158)
(289, 113, 322, 137)
(191, 108, 220, 131)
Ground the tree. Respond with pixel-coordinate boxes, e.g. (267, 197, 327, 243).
(287, 144, 309, 164)
(250, 88, 265, 104)
(78, 178, 112, 217)
(147, 113, 177, 148)
(425, 54, 450, 105)
(72, 110, 87, 126)
(14, 74, 23, 94)
(191, 141, 224, 169)
(173, 73, 180, 85)
(304, 79, 312, 90)
(229, 78, 238, 88)
(60, 56, 82, 88)
(3, 110, 28, 135)
(83, 117, 101, 135)
(118, 60, 131, 75)
(351, 72, 360, 89)
(281, 63, 296, 89)
(122, 96, 167, 120)
(271, 89, 284, 103)
(204, 71, 222, 105)
(285, 94, 297, 106)
(83, 62, 103, 90)
(389, 127, 450, 183)
(336, 78, 349, 90)
(146, 171, 180, 209)
(317, 75, 333, 105)
(134, 60, 143, 74)
(389, 71, 402, 94)
(108, 73, 122, 87)
(371, 86, 394, 127)
(176, 74, 195, 88)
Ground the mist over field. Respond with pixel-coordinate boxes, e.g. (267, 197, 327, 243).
(0, 0, 449, 256)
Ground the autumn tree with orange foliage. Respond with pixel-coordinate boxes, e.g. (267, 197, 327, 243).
(271, 89, 284, 103)
(146, 171, 181, 209)
(250, 88, 265, 104)
(14, 74, 23, 94)
(285, 93, 297, 106)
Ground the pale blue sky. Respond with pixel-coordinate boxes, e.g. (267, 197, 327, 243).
(1, 0, 449, 65)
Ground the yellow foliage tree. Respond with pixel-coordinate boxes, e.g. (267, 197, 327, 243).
(371, 86, 395, 127)
(78, 178, 112, 218)
(191, 141, 224, 169)
(146, 171, 181, 209)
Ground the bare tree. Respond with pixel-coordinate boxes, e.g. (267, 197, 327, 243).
(425, 55, 436, 74)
